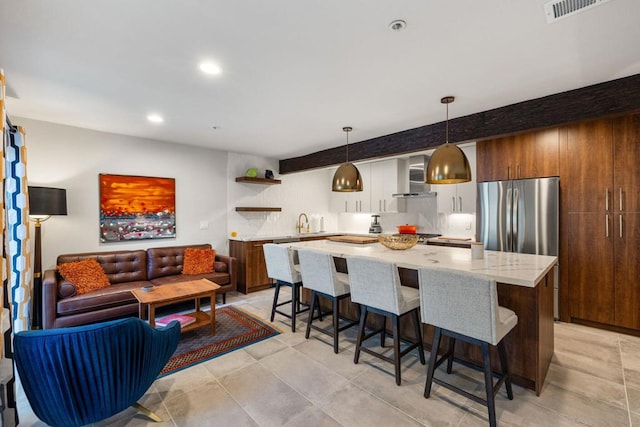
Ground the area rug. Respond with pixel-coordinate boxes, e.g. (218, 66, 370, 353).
(158, 306, 280, 378)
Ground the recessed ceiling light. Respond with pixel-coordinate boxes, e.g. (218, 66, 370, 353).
(389, 19, 407, 31)
(147, 114, 164, 123)
(199, 62, 222, 75)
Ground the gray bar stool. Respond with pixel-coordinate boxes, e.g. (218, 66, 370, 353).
(418, 267, 518, 427)
(263, 243, 309, 332)
(297, 249, 359, 353)
(346, 255, 425, 385)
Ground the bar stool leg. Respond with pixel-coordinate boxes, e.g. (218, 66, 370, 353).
(305, 291, 317, 339)
(270, 281, 281, 322)
(354, 307, 368, 364)
(498, 340, 514, 400)
(412, 309, 426, 365)
(392, 314, 401, 385)
(446, 338, 456, 374)
(333, 297, 340, 354)
(482, 342, 497, 427)
(291, 283, 298, 332)
(425, 327, 442, 398)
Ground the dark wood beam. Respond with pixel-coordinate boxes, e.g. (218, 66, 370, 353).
(280, 73, 640, 174)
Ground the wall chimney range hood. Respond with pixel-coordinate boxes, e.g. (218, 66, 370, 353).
(392, 155, 437, 198)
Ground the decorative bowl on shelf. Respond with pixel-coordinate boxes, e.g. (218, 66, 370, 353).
(378, 234, 419, 250)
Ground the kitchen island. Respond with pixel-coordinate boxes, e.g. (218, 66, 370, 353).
(285, 239, 557, 396)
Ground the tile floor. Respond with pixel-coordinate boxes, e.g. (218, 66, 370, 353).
(17, 288, 640, 426)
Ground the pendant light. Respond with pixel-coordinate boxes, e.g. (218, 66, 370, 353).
(426, 96, 472, 184)
(332, 126, 363, 192)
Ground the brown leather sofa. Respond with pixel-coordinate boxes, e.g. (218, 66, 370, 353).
(42, 244, 237, 329)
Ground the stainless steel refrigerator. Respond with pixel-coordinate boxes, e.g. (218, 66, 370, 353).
(477, 177, 559, 256)
(477, 177, 560, 315)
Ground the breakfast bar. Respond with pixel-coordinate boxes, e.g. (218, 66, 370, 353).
(285, 239, 557, 396)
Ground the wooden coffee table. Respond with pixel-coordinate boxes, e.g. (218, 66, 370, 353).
(131, 278, 221, 335)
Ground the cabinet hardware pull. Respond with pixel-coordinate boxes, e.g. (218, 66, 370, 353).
(606, 214, 609, 237)
(605, 188, 609, 211)
(507, 166, 511, 180)
(384, 199, 386, 211)
(451, 196, 456, 212)
(620, 214, 623, 238)
(379, 200, 382, 211)
(517, 164, 521, 179)
(620, 188, 623, 211)
(459, 196, 463, 212)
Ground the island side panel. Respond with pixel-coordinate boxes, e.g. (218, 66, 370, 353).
(397, 267, 552, 395)
(537, 268, 555, 395)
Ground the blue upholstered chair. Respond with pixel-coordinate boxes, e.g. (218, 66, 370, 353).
(14, 317, 181, 427)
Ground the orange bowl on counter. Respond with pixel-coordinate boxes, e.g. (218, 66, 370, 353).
(378, 234, 419, 250)
(397, 224, 417, 234)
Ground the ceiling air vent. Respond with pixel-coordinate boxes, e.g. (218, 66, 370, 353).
(544, 0, 611, 23)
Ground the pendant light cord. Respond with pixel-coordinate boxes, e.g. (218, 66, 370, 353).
(441, 96, 454, 145)
(343, 126, 352, 162)
(346, 130, 349, 162)
(445, 101, 449, 144)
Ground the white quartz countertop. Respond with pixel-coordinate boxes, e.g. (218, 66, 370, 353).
(285, 239, 557, 288)
(229, 232, 374, 242)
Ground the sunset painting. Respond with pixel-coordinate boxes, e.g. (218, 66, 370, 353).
(99, 174, 176, 242)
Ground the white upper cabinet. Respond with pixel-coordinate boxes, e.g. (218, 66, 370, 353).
(329, 163, 371, 213)
(432, 145, 476, 214)
(370, 159, 407, 213)
(329, 158, 407, 213)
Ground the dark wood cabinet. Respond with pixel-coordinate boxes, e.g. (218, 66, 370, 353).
(567, 212, 615, 325)
(564, 114, 640, 330)
(566, 120, 613, 213)
(476, 128, 559, 182)
(230, 235, 332, 294)
(229, 239, 274, 294)
(614, 115, 640, 213)
(614, 213, 640, 329)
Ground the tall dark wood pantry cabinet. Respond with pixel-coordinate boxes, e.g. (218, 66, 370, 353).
(566, 115, 640, 330)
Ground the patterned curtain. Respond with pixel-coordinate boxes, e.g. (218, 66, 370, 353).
(1, 68, 30, 426)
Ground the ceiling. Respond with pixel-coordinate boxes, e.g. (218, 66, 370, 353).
(1, 1, 639, 160)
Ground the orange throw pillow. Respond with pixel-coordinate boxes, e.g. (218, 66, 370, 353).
(57, 259, 110, 295)
(183, 248, 215, 275)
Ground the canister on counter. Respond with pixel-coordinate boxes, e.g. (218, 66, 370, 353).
(471, 242, 484, 260)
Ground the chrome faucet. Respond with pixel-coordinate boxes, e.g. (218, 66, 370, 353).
(297, 213, 309, 233)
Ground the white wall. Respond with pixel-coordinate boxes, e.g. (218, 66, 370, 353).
(227, 152, 338, 238)
(19, 116, 474, 273)
(21, 117, 229, 270)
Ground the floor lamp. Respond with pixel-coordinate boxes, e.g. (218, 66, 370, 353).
(28, 186, 67, 329)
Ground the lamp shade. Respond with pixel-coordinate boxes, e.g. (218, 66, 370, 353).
(426, 144, 472, 184)
(332, 163, 363, 192)
(28, 186, 68, 216)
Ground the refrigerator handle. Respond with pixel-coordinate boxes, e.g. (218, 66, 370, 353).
(513, 187, 519, 251)
(506, 187, 512, 252)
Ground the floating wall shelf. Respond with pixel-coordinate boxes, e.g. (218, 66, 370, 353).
(235, 207, 282, 212)
(235, 177, 281, 185)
